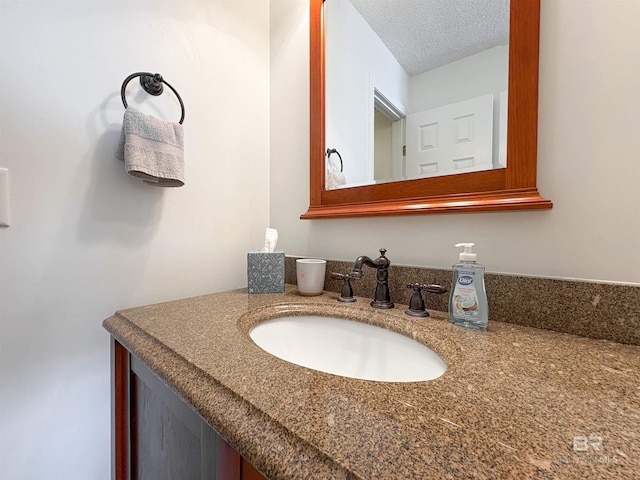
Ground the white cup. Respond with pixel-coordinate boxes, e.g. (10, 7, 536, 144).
(296, 259, 327, 296)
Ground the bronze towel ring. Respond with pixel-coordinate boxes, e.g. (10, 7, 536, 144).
(120, 72, 185, 124)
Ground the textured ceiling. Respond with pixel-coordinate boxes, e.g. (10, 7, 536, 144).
(348, 0, 509, 76)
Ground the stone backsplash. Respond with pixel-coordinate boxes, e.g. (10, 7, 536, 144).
(285, 256, 640, 345)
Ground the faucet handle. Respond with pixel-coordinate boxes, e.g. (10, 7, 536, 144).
(376, 248, 390, 266)
(404, 283, 447, 318)
(423, 284, 447, 295)
(405, 283, 429, 317)
(330, 272, 358, 303)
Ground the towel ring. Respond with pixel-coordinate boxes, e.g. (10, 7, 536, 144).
(121, 72, 185, 124)
(326, 148, 343, 172)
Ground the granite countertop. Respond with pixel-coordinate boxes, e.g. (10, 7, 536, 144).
(103, 286, 640, 479)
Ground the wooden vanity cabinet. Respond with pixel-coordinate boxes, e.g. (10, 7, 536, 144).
(112, 339, 266, 480)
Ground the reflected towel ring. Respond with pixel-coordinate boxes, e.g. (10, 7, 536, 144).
(326, 148, 343, 172)
(120, 72, 185, 124)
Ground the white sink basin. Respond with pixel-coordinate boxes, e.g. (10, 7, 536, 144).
(249, 315, 446, 382)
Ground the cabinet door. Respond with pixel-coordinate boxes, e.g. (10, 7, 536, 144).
(111, 339, 264, 480)
(130, 355, 239, 480)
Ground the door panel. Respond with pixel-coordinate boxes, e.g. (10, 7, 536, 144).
(406, 94, 494, 179)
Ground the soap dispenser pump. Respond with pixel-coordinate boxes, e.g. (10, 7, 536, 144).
(449, 243, 488, 330)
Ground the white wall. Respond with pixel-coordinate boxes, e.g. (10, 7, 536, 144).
(325, 0, 408, 185)
(270, 0, 640, 285)
(0, 1, 269, 478)
(408, 46, 508, 113)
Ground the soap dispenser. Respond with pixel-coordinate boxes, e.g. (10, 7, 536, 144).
(449, 243, 488, 330)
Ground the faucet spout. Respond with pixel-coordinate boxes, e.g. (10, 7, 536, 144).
(351, 249, 394, 309)
(351, 256, 376, 277)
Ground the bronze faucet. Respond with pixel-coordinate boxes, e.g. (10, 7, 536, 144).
(351, 248, 394, 309)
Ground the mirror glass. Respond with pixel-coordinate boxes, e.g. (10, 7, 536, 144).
(303, 0, 551, 219)
(325, 0, 510, 188)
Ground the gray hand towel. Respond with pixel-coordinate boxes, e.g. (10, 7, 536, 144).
(116, 107, 185, 187)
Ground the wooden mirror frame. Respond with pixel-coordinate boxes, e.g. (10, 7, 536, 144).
(302, 0, 552, 219)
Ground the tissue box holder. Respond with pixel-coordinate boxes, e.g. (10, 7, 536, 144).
(247, 251, 285, 294)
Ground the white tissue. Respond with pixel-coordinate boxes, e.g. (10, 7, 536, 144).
(262, 228, 278, 252)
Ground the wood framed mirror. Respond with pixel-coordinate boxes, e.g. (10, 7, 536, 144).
(302, 0, 552, 219)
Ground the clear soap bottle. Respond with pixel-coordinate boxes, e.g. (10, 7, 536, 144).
(449, 243, 488, 330)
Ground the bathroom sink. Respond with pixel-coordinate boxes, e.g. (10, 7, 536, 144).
(249, 315, 446, 382)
